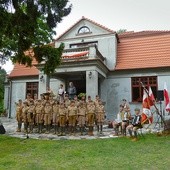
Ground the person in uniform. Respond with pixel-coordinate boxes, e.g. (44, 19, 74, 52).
(96, 100, 105, 135)
(86, 96, 94, 106)
(58, 84, 65, 103)
(15, 99, 23, 132)
(25, 93, 33, 106)
(52, 100, 60, 134)
(40, 94, 46, 106)
(27, 100, 35, 133)
(22, 101, 29, 133)
(68, 100, 78, 135)
(80, 96, 86, 105)
(112, 105, 124, 136)
(77, 102, 87, 135)
(33, 94, 38, 106)
(122, 99, 130, 112)
(86, 100, 96, 136)
(58, 102, 67, 136)
(121, 107, 131, 136)
(127, 108, 142, 141)
(74, 95, 80, 108)
(44, 101, 52, 134)
(35, 100, 44, 133)
(94, 95, 100, 106)
(64, 94, 70, 108)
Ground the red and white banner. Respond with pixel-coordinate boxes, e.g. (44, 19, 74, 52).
(163, 82, 170, 112)
(141, 89, 153, 124)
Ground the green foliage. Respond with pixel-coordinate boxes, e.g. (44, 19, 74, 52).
(78, 93, 86, 99)
(0, 134, 170, 169)
(0, 0, 72, 75)
(116, 29, 127, 34)
(0, 69, 6, 114)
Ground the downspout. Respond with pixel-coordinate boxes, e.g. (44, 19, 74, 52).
(8, 80, 12, 118)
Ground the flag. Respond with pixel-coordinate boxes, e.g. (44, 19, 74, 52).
(149, 86, 155, 106)
(163, 82, 170, 112)
(141, 90, 153, 124)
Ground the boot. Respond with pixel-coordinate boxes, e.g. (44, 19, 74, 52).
(90, 126, 94, 136)
(132, 131, 138, 141)
(100, 125, 103, 135)
(37, 124, 40, 133)
(39, 124, 42, 134)
(45, 125, 48, 134)
(88, 127, 91, 135)
(53, 125, 57, 134)
(48, 125, 50, 133)
(122, 128, 126, 136)
(61, 127, 63, 136)
(63, 127, 66, 136)
(73, 126, 76, 136)
(16, 123, 21, 132)
(114, 127, 118, 136)
(69, 126, 73, 135)
(128, 129, 133, 138)
(24, 123, 27, 133)
(30, 124, 33, 134)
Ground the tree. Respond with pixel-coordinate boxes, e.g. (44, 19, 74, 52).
(116, 29, 127, 34)
(0, 0, 72, 75)
(0, 69, 6, 114)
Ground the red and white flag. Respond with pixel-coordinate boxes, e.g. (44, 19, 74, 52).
(163, 82, 170, 112)
(141, 89, 153, 124)
(149, 86, 155, 106)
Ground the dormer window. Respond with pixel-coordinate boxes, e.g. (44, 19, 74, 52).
(78, 26, 91, 34)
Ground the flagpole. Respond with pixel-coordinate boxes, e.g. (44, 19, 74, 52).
(140, 82, 167, 130)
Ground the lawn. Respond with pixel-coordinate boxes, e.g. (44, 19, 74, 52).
(0, 134, 170, 170)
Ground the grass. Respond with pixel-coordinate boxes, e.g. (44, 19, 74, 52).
(0, 134, 170, 170)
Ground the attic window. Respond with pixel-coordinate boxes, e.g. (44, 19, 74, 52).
(78, 26, 91, 34)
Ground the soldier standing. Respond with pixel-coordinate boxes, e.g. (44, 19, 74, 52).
(52, 100, 60, 134)
(86, 99, 96, 136)
(22, 101, 29, 133)
(68, 100, 78, 135)
(27, 100, 35, 133)
(15, 99, 23, 132)
(74, 95, 80, 108)
(44, 101, 52, 134)
(58, 84, 65, 103)
(58, 102, 67, 136)
(35, 100, 44, 133)
(96, 100, 105, 135)
(64, 94, 70, 108)
(78, 102, 87, 135)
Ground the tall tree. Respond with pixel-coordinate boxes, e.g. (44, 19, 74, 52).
(0, 69, 6, 114)
(0, 0, 72, 75)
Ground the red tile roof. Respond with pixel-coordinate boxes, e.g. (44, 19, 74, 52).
(8, 59, 39, 78)
(116, 31, 170, 70)
(56, 16, 115, 41)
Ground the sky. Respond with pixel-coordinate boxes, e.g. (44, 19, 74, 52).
(2, 0, 170, 73)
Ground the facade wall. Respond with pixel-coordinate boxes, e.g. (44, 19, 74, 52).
(9, 78, 38, 118)
(100, 70, 170, 121)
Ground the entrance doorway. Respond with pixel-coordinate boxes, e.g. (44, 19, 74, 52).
(71, 79, 86, 95)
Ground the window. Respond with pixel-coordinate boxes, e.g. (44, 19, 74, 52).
(70, 41, 98, 48)
(26, 82, 39, 98)
(131, 77, 157, 102)
(78, 26, 91, 34)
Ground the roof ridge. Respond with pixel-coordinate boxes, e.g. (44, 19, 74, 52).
(118, 30, 170, 38)
(56, 16, 115, 41)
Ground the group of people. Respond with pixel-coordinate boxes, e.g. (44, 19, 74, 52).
(112, 99, 143, 141)
(15, 86, 105, 136)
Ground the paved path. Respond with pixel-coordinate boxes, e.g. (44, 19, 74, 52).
(0, 117, 164, 140)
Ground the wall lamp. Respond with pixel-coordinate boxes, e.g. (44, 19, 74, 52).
(88, 71, 92, 79)
(40, 75, 44, 82)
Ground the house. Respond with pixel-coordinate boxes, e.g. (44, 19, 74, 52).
(4, 16, 170, 120)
